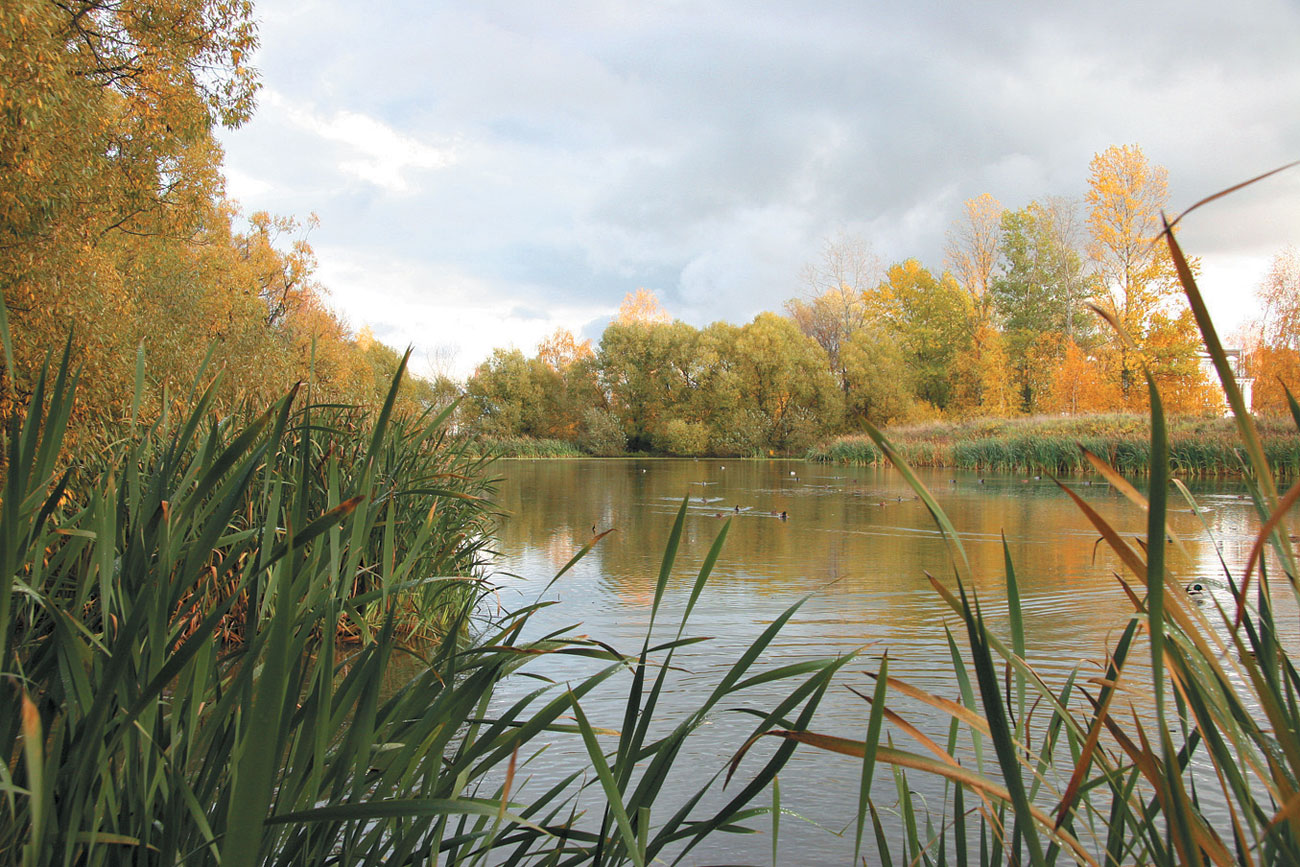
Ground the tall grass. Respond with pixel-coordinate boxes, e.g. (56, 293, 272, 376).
(476, 436, 587, 459)
(1, 336, 842, 864)
(810, 416, 1300, 477)
(762, 175, 1300, 864)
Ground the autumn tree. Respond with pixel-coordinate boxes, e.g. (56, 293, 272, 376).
(949, 325, 1016, 417)
(616, 288, 672, 325)
(1258, 247, 1300, 350)
(535, 328, 600, 439)
(537, 327, 595, 371)
(945, 193, 1004, 326)
(1085, 144, 1195, 401)
(1251, 345, 1300, 415)
(786, 235, 880, 398)
(1, 0, 257, 350)
(1248, 248, 1300, 414)
(1043, 340, 1123, 415)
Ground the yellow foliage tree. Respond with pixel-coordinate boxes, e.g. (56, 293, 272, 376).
(537, 327, 594, 372)
(0, 1, 421, 449)
(616, 288, 672, 326)
(945, 193, 1003, 327)
(1258, 247, 1300, 350)
(1085, 144, 1199, 401)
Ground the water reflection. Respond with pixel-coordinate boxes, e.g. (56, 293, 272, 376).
(483, 458, 1283, 863)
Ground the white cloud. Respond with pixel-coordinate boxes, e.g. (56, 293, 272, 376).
(264, 91, 457, 193)
(223, 166, 274, 202)
(313, 245, 612, 380)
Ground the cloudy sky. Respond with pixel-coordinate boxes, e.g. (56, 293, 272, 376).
(219, 0, 1300, 380)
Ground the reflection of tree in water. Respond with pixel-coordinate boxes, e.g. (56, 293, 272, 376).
(488, 460, 1263, 665)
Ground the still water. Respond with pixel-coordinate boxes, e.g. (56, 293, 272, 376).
(483, 458, 1276, 864)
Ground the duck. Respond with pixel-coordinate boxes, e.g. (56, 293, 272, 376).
(1185, 581, 1207, 596)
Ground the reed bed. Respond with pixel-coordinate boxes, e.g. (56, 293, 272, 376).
(760, 179, 1300, 864)
(477, 436, 587, 459)
(1, 334, 840, 864)
(810, 419, 1300, 478)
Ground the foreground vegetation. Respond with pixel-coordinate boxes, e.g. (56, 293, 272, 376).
(809, 412, 1300, 476)
(1, 337, 847, 865)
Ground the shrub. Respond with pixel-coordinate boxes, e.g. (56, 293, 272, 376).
(577, 406, 627, 456)
(652, 417, 710, 455)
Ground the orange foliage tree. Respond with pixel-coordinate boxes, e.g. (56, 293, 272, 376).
(1251, 346, 1300, 415)
(1043, 339, 1124, 415)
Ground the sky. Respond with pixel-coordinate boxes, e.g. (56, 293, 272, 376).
(219, 0, 1300, 381)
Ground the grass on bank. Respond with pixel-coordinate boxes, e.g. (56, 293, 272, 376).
(475, 436, 587, 458)
(1, 331, 844, 864)
(809, 412, 1300, 477)
(743, 175, 1300, 864)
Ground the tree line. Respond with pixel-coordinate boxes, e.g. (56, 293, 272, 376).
(461, 144, 1300, 456)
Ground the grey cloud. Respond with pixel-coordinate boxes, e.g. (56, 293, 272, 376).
(223, 0, 1300, 370)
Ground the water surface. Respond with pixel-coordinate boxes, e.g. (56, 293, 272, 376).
(483, 458, 1278, 864)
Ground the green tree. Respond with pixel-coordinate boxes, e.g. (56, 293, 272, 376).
(597, 318, 699, 451)
(878, 260, 973, 412)
(840, 326, 916, 426)
(992, 199, 1093, 410)
(732, 313, 841, 453)
(464, 349, 546, 438)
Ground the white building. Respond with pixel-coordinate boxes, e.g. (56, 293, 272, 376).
(1197, 347, 1253, 415)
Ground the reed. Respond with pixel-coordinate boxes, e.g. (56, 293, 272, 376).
(763, 174, 1300, 864)
(476, 436, 587, 459)
(1, 335, 839, 864)
(810, 417, 1300, 477)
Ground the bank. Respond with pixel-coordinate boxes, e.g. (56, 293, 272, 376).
(806, 412, 1300, 476)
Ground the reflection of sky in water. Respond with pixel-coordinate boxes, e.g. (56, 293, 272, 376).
(470, 459, 1293, 864)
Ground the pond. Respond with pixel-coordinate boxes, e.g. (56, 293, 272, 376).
(483, 457, 1281, 864)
